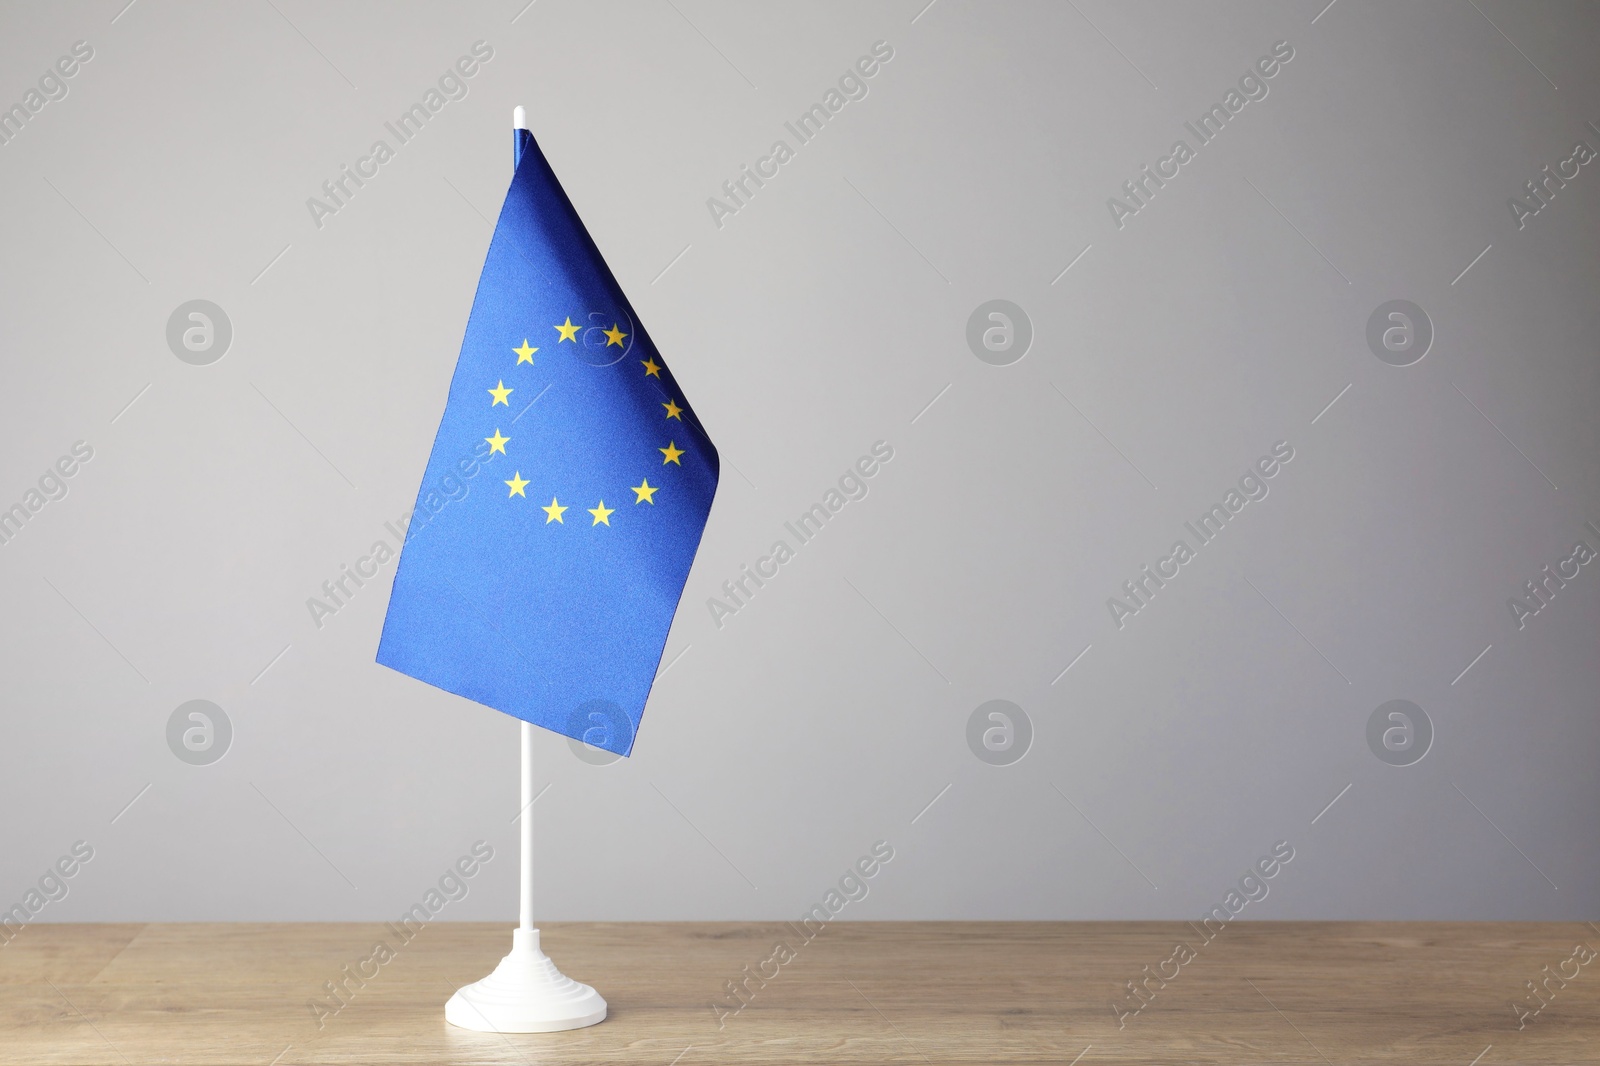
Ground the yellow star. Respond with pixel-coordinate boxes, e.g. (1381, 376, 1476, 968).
(662, 399, 683, 420)
(603, 323, 627, 347)
(485, 429, 509, 455)
(660, 441, 684, 465)
(641, 357, 662, 378)
(555, 317, 580, 343)
(489, 380, 512, 406)
(514, 340, 537, 364)
(505, 472, 529, 497)
(542, 497, 567, 524)
(632, 478, 657, 504)
(588, 500, 614, 526)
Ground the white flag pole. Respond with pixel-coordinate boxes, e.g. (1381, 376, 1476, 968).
(520, 720, 533, 932)
(442, 105, 607, 1034)
(514, 104, 534, 938)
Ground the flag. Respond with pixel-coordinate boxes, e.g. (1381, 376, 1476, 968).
(376, 126, 718, 756)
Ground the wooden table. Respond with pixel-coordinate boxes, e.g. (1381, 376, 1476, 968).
(2, 922, 1596, 1064)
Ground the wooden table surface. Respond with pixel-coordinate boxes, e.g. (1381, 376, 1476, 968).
(2, 922, 1597, 1065)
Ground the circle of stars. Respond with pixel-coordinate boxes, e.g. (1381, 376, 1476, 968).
(488, 316, 688, 529)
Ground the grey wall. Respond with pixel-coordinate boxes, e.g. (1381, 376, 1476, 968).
(2, 0, 1597, 926)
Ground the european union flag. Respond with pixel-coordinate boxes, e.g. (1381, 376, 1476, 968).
(377, 126, 718, 756)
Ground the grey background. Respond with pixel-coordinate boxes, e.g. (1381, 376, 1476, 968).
(2, 0, 1597, 926)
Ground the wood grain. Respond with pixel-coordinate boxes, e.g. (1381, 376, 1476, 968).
(1, 922, 1596, 1064)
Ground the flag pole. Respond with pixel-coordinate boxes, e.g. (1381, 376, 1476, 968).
(515, 106, 535, 938)
(519, 720, 533, 931)
(441, 104, 608, 1034)
(514, 108, 534, 940)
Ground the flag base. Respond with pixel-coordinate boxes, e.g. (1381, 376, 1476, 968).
(444, 927, 607, 1033)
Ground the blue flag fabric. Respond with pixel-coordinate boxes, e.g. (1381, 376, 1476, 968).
(377, 127, 718, 756)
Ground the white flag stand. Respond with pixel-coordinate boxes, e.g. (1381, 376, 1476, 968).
(445, 722, 606, 1032)
(443, 108, 608, 1034)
